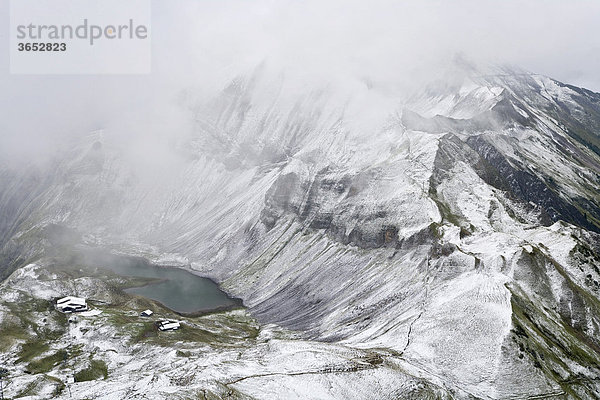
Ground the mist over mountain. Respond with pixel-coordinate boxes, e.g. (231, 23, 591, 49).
(2, 1, 600, 399)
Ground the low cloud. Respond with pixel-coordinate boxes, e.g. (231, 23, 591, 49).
(1, 0, 599, 165)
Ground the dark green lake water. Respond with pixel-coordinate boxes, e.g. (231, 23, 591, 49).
(78, 249, 240, 314)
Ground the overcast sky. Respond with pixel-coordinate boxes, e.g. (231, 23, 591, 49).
(1, 0, 600, 163)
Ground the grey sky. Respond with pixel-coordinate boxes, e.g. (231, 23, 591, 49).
(1, 0, 599, 163)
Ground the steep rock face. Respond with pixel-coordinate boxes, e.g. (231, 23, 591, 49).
(1, 66, 600, 398)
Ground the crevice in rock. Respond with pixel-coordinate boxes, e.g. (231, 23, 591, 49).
(400, 256, 432, 355)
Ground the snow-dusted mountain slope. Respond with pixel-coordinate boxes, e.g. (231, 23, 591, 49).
(1, 64, 600, 398)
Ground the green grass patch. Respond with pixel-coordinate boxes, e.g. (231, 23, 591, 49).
(26, 349, 68, 374)
(74, 359, 108, 382)
(13, 297, 54, 313)
(33, 325, 66, 342)
(0, 322, 29, 352)
(16, 339, 49, 364)
(166, 326, 222, 343)
(130, 322, 158, 343)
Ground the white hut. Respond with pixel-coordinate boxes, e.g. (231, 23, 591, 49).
(56, 296, 88, 313)
(158, 320, 180, 331)
(140, 309, 154, 317)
